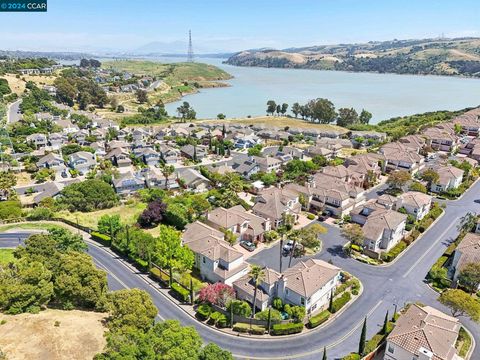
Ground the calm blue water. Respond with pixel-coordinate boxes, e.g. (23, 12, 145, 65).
(113, 56, 480, 123)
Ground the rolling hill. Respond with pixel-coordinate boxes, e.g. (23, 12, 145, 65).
(225, 37, 480, 77)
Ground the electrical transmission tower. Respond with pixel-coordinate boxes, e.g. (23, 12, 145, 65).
(187, 30, 194, 62)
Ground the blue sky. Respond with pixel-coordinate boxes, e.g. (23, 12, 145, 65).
(0, 0, 479, 53)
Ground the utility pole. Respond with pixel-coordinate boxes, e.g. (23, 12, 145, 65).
(187, 30, 194, 63)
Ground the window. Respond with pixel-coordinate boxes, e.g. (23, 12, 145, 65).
(202, 256, 206, 264)
(387, 344, 394, 354)
(300, 297, 305, 305)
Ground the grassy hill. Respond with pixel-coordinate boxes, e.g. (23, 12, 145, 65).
(226, 37, 480, 77)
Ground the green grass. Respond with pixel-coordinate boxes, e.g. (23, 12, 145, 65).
(0, 249, 15, 266)
(0, 222, 62, 232)
(56, 201, 146, 230)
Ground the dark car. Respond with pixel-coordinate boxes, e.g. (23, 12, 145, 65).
(240, 240, 256, 252)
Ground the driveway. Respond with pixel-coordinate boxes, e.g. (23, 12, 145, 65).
(7, 99, 22, 124)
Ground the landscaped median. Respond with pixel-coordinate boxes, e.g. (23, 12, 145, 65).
(192, 272, 362, 337)
(347, 203, 444, 266)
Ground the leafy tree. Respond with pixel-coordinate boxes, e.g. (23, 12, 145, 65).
(359, 109, 372, 124)
(387, 170, 411, 190)
(290, 305, 306, 323)
(420, 169, 440, 189)
(138, 199, 167, 228)
(58, 179, 118, 212)
(35, 168, 55, 183)
(216, 113, 226, 120)
(198, 283, 235, 307)
(247, 144, 263, 156)
(136, 89, 148, 104)
(0, 200, 22, 220)
(199, 343, 234, 360)
(409, 181, 427, 193)
(103, 289, 158, 331)
(0, 258, 54, 314)
(266, 100, 276, 115)
(337, 107, 359, 127)
(53, 252, 108, 309)
(457, 212, 477, 234)
(97, 214, 123, 237)
(176, 101, 196, 122)
(458, 263, 480, 294)
(0, 78, 12, 96)
(341, 223, 365, 246)
(291, 102, 301, 118)
(160, 163, 175, 188)
(306, 98, 336, 123)
(438, 289, 480, 322)
(47, 227, 87, 253)
(154, 225, 194, 272)
(227, 300, 251, 317)
(280, 103, 289, 116)
(223, 229, 237, 246)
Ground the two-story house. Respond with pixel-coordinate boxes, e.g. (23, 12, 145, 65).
(112, 171, 146, 195)
(395, 191, 432, 220)
(68, 151, 97, 175)
(182, 221, 249, 285)
(36, 153, 67, 178)
(385, 304, 460, 360)
(205, 205, 271, 243)
(428, 165, 464, 193)
(450, 232, 480, 289)
(26, 133, 48, 149)
(252, 187, 301, 228)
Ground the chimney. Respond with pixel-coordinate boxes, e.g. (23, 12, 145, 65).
(417, 347, 433, 360)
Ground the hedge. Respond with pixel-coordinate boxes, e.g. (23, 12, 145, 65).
(271, 322, 304, 335)
(381, 240, 407, 262)
(171, 282, 190, 303)
(429, 207, 443, 220)
(196, 304, 212, 321)
(90, 231, 111, 245)
(308, 310, 330, 328)
(332, 292, 351, 313)
(418, 217, 434, 233)
(351, 244, 362, 252)
(233, 323, 250, 333)
(364, 334, 385, 354)
(249, 324, 266, 335)
(341, 353, 360, 360)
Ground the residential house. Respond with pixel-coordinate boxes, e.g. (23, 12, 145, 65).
(252, 156, 282, 173)
(233, 268, 281, 311)
(15, 179, 80, 207)
(105, 148, 132, 168)
(159, 145, 181, 164)
(182, 221, 249, 285)
(428, 165, 464, 193)
(305, 145, 334, 159)
(68, 151, 97, 175)
(252, 187, 301, 228)
(206, 205, 271, 243)
(177, 168, 210, 192)
(133, 147, 160, 166)
(180, 144, 207, 161)
(26, 133, 48, 149)
(453, 108, 480, 136)
(36, 153, 67, 177)
(48, 133, 66, 150)
(450, 232, 480, 288)
(380, 142, 424, 174)
(384, 304, 461, 360)
(112, 171, 146, 195)
(140, 168, 179, 190)
(231, 156, 260, 179)
(422, 126, 458, 152)
(395, 191, 432, 220)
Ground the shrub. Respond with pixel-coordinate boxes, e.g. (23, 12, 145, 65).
(26, 207, 53, 220)
(381, 241, 407, 262)
(170, 282, 190, 303)
(255, 308, 282, 321)
(283, 304, 292, 318)
(308, 310, 330, 328)
(271, 322, 304, 335)
(418, 217, 434, 233)
(249, 324, 266, 335)
(227, 300, 252, 318)
(290, 306, 306, 322)
(272, 297, 283, 310)
(351, 244, 362, 252)
(196, 304, 212, 321)
(352, 289, 359, 295)
(342, 353, 360, 360)
(207, 311, 222, 325)
(365, 334, 384, 354)
(215, 313, 229, 328)
(0, 200, 22, 220)
(306, 213, 316, 220)
(332, 292, 351, 313)
(429, 207, 443, 220)
(233, 322, 250, 333)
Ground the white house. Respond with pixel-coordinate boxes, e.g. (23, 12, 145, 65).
(385, 304, 461, 360)
(429, 166, 464, 193)
(395, 191, 432, 221)
(450, 232, 480, 288)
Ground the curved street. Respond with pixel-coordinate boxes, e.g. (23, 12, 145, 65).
(1, 182, 480, 359)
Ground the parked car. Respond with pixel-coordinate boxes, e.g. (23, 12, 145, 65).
(283, 240, 295, 252)
(240, 240, 256, 252)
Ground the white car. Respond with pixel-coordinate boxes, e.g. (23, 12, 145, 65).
(283, 240, 295, 252)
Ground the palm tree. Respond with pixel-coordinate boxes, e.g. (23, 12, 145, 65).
(160, 163, 175, 188)
(249, 264, 265, 318)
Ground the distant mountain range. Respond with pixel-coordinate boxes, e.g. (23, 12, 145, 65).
(225, 37, 480, 77)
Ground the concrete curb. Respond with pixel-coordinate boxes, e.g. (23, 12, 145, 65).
(464, 325, 476, 360)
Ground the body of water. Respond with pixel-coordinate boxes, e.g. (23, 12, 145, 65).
(160, 57, 480, 123)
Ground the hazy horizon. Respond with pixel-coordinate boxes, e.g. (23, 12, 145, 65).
(0, 0, 478, 54)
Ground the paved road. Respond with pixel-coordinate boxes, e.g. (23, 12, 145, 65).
(7, 99, 22, 124)
(2, 182, 480, 359)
